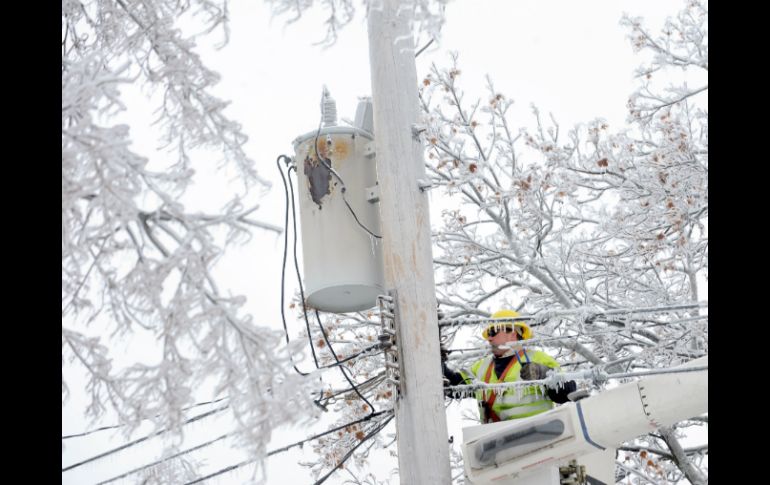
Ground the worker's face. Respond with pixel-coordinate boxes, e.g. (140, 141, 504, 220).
(487, 325, 519, 357)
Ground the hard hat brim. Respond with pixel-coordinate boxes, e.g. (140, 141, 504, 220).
(481, 321, 531, 340)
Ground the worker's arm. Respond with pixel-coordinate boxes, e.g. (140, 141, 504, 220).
(440, 346, 472, 389)
(545, 379, 577, 404)
(442, 362, 468, 387)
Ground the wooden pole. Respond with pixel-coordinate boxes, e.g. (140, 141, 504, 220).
(366, 1, 452, 483)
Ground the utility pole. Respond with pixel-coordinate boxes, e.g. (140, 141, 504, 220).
(366, 1, 452, 483)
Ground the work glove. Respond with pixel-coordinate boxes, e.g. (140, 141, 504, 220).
(440, 345, 449, 363)
(519, 362, 550, 381)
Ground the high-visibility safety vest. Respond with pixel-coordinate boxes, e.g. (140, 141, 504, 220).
(460, 349, 560, 423)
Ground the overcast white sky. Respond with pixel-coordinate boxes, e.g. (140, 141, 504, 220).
(62, 1, 693, 483)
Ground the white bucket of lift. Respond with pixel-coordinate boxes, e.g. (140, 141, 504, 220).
(291, 99, 384, 312)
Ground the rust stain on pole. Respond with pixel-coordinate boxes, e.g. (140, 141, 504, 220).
(391, 253, 405, 278)
(415, 309, 427, 347)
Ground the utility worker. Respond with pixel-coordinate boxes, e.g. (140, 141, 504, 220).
(442, 310, 576, 423)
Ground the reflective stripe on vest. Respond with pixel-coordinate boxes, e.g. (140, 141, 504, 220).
(480, 354, 521, 422)
(498, 400, 554, 420)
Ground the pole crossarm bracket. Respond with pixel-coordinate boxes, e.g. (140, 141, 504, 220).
(378, 292, 401, 398)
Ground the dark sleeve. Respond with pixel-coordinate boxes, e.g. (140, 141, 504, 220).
(546, 380, 577, 404)
(442, 362, 469, 388)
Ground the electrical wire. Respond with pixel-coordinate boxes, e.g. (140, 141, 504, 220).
(312, 414, 394, 485)
(287, 164, 323, 370)
(442, 316, 708, 356)
(437, 302, 708, 328)
(288, 161, 381, 413)
(321, 345, 385, 368)
(415, 38, 435, 58)
(278, 157, 383, 371)
(179, 410, 394, 485)
(281, 158, 336, 409)
(310, 117, 382, 239)
(277, 154, 313, 376)
(315, 373, 386, 407)
(61, 404, 230, 472)
(71, 394, 388, 482)
(61, 396, 229, 440)
(315, 309, 377, 416)
(280, 160, 383, 413)
(268, 409, 391, 457)
(95, 433, 230, 485)
(286, 163, 378, 414)
(445, 365, 709, 394)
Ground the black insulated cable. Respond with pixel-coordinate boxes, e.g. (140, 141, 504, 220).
(277, 154, 312, 376)
(310, 117, 382, 239)
(315, 310, 376, 416)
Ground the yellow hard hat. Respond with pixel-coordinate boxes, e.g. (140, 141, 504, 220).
(481, 309, 532, 340)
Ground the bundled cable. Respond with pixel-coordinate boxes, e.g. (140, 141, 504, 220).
(277, 154, 315, 376)
(277, 155, 382, 415)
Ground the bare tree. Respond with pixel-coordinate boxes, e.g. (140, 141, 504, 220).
(62, 0, 450, 482)
(62, 1, 316, 481)
(298, 1, 707, 483)
(63, 0, 707, 483)
(416, 1, 707, 482)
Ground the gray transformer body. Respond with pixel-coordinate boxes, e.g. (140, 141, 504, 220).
(292, 116, 385, 313)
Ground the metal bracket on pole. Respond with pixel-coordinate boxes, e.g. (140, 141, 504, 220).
(417, 178, 433, 192)
(377, 291, 401, 398)
(411, 123, 427, 141)
(366, 184, 381, 203)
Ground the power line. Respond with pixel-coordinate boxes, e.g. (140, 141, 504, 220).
(62, 404, 229, 473)
(96, 433, 230, 485)
(100, 411, 395, 484)
(415, 38, 435, 58)
(312, 343, 386, 372)
(445, 365, 708, 394)
(180, 410, 394, 485)
(184, 458, 251, 485)
(443, 317, 708, 358)
(312, 414, 394, 485)
(268, 409, 392, 457)
(61, 397, 229, 440)
(437, 302, 708, 328)
(316, 373, 385, 407)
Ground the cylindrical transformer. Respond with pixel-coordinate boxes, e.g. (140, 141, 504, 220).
(292, 118, 384, 313)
